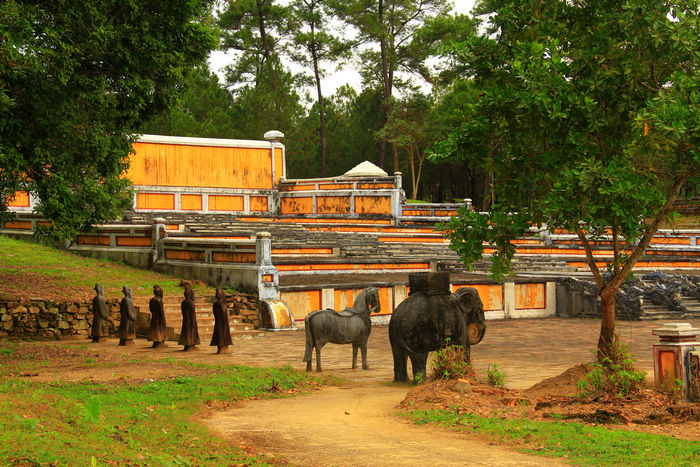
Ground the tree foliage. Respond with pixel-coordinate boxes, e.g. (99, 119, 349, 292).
(329, 0, 453, 171)
(0, 0, 217, 239)
(434, 0, 700, 358)
(287, 0, 351, 177)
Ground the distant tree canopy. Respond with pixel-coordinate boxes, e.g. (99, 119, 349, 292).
(0, 0, 217, 240)
(435, 0, 700, 358)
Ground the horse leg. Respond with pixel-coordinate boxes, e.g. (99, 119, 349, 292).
(361, 343, 368, 370)
(306, 347, 313, 372)
(315, 345, 322, 372)
(352, 344, 358, 369)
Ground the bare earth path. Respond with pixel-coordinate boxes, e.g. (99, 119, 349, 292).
(30, 318, 696, 465)
(205, 383, 563, 467)
(201, 318, 697, 466)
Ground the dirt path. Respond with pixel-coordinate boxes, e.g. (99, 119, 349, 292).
(205, 381, 566, 466)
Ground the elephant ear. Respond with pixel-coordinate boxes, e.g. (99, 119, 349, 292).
(467, 323, 485, 345)
(455, 288, 486, 345)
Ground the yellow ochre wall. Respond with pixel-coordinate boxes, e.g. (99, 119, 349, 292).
(128, 142, 276, 189)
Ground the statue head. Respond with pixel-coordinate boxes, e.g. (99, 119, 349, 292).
(94, 283, 104, 296)
(184, 286, 195, 301)
(122, 285, 132, 299)
(153, 285, 163, 299)
(215, 288, 226, 302)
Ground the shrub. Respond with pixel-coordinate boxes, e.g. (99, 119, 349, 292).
(430, 340, 473, 380)
(486, 364, 506, 388)
(577, 333, 646, 398)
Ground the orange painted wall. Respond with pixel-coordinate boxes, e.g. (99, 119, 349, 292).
(319, 183, 353, 190)
(116, 237, 152, 247)
(129, 142, 274, 189)
(280, 290, 322, 320)
(280, 197, 314, 214)
(355, 196, 391, 214)
(6, 191, 30, 208)
(274, 148, 284, 185)
(209, 195, 244, 211)
(3, 221, 32, 230)
(515, 283, 546, 309)
(317, 196, 351, 214)
(137, 193, 174, 210)
(453, 284, 503, 312)
(76, 235, 110, 246)
(212, 252, 255, 263)
(181, 194, 202, 211)
(358, 183, 393, 189)
(164, 250, 205, 261)
(250, 196, 269, 212)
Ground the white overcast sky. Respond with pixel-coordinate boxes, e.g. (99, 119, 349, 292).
(208, 0, 477, 97)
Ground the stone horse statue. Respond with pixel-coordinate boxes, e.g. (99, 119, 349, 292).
(302, 287, 380, 372)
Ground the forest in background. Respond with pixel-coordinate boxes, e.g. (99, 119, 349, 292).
(140, 0, 486, 206)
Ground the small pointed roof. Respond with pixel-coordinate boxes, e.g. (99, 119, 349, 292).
(343, 160, 388, 177)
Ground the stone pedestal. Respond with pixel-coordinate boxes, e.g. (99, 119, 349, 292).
(652, 322, 699, 401)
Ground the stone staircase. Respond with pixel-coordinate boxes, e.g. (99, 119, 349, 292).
(132, 295, 265, 343)
(639, 295, 700, 321)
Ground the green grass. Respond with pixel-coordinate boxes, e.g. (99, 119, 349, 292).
(0, 235, 212, 298)
(0, 360, 323, 465)
(404, 409, 700, 466)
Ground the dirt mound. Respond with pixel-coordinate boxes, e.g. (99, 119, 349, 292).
(523, 363, 590, 399)
(401, 364, 700, 441)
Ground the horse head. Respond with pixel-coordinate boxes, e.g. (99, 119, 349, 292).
(355, 286, 381, 315)
(454, 287, 486, 345)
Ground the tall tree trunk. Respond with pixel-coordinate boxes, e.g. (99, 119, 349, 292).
(597, 288, 617, 360)
(256, 0, 282, 129)
(310, 22, 327, 177)
(378, 0, 390, 170)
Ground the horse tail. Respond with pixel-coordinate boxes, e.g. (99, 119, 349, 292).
(302, 313, 315, 362)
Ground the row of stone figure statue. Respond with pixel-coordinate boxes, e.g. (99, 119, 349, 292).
(90, 284, 233, 354)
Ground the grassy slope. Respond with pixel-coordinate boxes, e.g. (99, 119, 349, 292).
(0, 235, 214, 301)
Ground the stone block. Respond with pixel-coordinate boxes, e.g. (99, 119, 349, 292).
(74, 320, 88, 330)
(15, 306, 27, 314)
(1, 313, 11, 322)
(38, 320, 49, 328)
(1, 321, 12, 331)
(58, 321, 70, 330)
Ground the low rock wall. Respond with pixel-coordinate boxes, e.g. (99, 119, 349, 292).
(0, 292, 261, 341)
(0, 298, 121, 340)
(226, 292, 260, 327)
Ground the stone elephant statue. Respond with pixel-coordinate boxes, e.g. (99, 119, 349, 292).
(389, 287, 486, 383)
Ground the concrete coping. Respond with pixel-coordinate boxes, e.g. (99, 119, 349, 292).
(161, 237, 256, 246)
(92, 223, 152, 230)
(652, 322, 699, 338)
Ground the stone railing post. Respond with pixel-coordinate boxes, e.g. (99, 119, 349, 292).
(393, 171, 403, 225)
(256, 232, 279, 301)
(151, 217, 166, 266)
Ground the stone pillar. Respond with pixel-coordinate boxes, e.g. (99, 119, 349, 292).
(256, 232, 279, 301)
(503, 282, 515, 319)
(393, 171, 403, 225)
(264, 130, 285, 186)
(652, 323, 699, 401)
(151, 217, 166, 266)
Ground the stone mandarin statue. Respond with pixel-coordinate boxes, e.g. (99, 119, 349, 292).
(179, 286, 200, 351)
(148, 285, 167, 348)
(118, 285, 136, 346)
(91, 283, 109, 343)
(210, 288, 233, 354)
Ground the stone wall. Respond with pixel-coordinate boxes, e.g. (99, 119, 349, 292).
(0, 298, 121, 340)
(226, 292, 260, 327)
